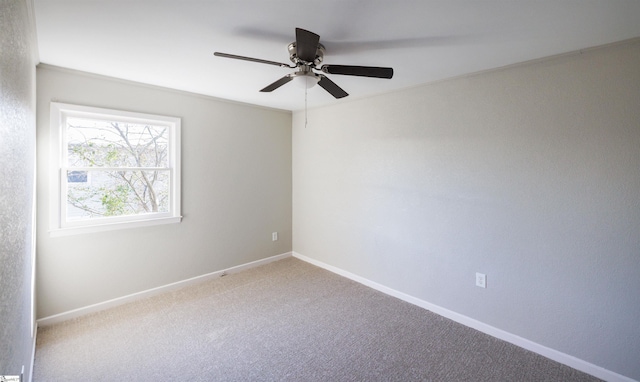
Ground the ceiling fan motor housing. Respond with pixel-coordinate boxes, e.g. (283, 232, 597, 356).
(288, 42, 325, 66)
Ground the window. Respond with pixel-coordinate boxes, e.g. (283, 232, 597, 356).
(50, 102, 181, 236)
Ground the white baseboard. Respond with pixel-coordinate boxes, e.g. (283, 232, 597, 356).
(37, 252, 292, 327)
(292, 252, 635, 382)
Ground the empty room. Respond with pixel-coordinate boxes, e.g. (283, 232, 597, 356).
(1, 0, 639, 381)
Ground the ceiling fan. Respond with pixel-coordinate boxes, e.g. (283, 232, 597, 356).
(214, 28, 394, 99)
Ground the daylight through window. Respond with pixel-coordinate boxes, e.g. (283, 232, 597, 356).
(50, 103, 181, 236)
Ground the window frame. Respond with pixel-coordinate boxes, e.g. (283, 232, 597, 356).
(49, 102, 182, 237)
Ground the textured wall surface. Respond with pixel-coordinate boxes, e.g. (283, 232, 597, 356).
(36, 66, 292, 318)
(293, 40, 640, 380)
(0, 0, 37, 379)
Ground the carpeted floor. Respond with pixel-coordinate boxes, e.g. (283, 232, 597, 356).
(33, 257, 601, 381)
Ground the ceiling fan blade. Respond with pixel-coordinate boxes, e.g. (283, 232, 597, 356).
(260, 75, 294, 92)
(295, 28, 320, 63)
(318, 75, 348, 99)
(321, 65, 394, 79)
(214, 52, 292, 68)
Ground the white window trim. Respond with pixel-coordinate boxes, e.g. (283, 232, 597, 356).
(49, 102, 182, 237)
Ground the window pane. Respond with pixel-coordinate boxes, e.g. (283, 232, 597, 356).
(66, 117, 169, 168)
(67, 170, 170, 220)
(67, 170, 88, 183)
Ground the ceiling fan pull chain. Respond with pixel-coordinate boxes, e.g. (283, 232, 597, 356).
(305, 85, 308, 128)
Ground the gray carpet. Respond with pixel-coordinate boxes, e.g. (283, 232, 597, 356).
(33, 257, 601, 381)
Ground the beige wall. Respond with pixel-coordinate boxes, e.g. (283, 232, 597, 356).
(36, 66, 292, 318)
(293, 40, 640, 380)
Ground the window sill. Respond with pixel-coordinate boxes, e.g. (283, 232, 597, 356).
(50, 216, 182, 237)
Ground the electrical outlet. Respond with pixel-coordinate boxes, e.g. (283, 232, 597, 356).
(272, 232, 278, 241)
(476, 272, 487, 288)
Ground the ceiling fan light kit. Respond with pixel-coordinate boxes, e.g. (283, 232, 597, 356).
(214, 28, 394, 100)
(291, 71, 320, 89)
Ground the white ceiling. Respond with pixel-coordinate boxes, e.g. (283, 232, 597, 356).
(33, 0, 640, 111)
